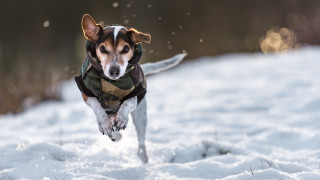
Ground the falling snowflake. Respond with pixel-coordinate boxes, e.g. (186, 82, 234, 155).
(113, 2, 119, 8)
(200, 39, 203, 43)
(43, 20, 50, 28)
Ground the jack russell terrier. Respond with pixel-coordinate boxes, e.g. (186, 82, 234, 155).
(75, 14, 186, 163)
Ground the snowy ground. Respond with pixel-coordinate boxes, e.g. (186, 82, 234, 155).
(1, 47, 320, 180)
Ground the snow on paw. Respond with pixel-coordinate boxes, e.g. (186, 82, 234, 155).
(111, 131, 122, 141)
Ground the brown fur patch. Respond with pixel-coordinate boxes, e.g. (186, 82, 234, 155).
(128, 28, 151, 44)
(96, 39, 114, 68)
(116, 38, 134, 65)
(96, 37, 134, 67)
(103, 28, 113, 35)
(82, 93, 88, 102)
(81, 14, 103, 42)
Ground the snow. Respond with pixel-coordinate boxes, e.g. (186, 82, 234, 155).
(1, 47, 320, 179)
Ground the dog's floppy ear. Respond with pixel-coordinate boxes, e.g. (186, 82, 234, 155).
(128, 28, 151, 44)
(81, 14, 103, 42)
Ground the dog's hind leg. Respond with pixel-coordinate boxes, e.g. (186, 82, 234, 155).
(131, 98, 149, 163)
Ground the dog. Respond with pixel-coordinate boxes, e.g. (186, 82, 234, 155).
(75, 14, 186, 163)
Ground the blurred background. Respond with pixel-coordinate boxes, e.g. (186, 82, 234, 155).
(1, 0, 320, 114)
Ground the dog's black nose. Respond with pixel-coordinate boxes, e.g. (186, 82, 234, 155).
(109, 66, 120, 77)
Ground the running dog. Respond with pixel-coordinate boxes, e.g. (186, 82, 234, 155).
(75, 14, 186, 163)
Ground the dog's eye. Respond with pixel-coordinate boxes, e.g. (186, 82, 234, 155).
(100, 46, 109, 54)
(121, 45, 129, 54)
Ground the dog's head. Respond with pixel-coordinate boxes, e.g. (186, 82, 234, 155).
(81, 14, 151, 80)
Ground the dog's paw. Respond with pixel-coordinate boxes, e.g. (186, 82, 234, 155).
(114, 113, 129, 131)
(98, 119, 115, 140)
(137, 144, 149, 164)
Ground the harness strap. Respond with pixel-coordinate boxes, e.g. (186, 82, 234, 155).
(87, 51, 103, 71)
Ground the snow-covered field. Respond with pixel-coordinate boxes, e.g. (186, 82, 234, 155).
(1, 47, 320, 180)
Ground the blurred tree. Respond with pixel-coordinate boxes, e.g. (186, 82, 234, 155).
(1, 0, 320, 114)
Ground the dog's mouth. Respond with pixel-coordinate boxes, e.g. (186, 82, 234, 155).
(110, 77, 119, 80)
(104, 73, 120, 80)
(105, 72, 124, 81)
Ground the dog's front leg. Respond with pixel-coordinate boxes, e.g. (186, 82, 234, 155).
(115, 96, 138, 131)
(85, 96, 114, 139)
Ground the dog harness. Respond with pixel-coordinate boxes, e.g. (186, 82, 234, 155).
(75, 40, 147, 115)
